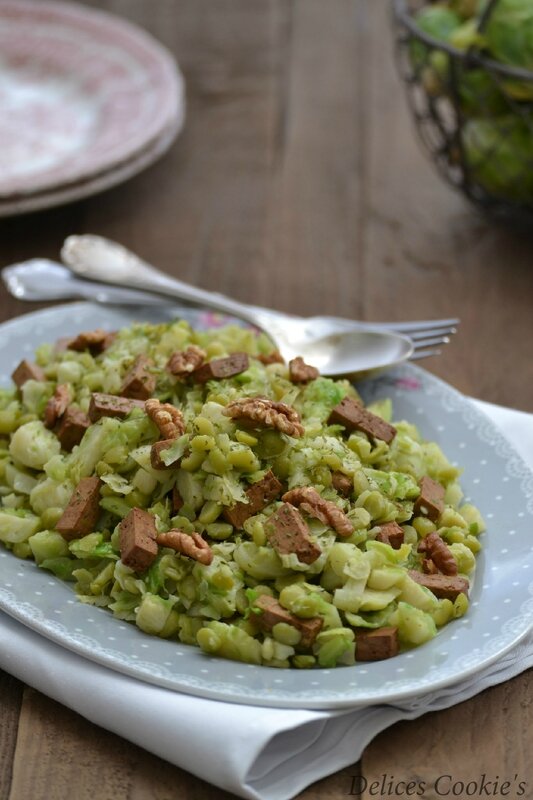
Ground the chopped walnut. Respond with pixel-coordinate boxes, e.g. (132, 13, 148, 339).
(289, 356, 319, 383)
(282, 486, 354, 537)
(67, 329, 115, 354)
(167, 345, 206, 377)
(223, 396, 304, 438)
(145, 398, 185, 439)
(44, 384, 71, 429)
(257, 351, 285, 366)
(331, 471, 353, 497)
(418, 532, 457, 576)
(156, 530, 213, 565)
(422, 558, 439, 575)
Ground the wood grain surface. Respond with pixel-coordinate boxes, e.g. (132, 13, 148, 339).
(0, 1, 531, 799)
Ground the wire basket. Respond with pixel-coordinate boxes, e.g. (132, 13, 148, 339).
(392, 0, 533, 224)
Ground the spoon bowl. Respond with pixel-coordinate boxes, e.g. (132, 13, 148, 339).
(296, 329, 413, 380)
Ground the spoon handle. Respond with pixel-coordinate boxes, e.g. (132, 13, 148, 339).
(61, 235, 271, 329)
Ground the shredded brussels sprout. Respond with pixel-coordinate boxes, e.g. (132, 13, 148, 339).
(0, 319, 482, 668)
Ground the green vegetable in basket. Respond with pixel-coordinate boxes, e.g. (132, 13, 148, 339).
(485, 0, 533, 71)
(449, 17, 485, 50)
(410, 6, 462, 79)
(455, 66, 509, 116)
(404, 0, 533, 208)
(411, 6, 488, 103)
(485, 0, 533, 100)
(412, 4, 508, 113)
(414, 5, 462, 44)
(449, 0, 484, 19)
(462, 114, 533, 202)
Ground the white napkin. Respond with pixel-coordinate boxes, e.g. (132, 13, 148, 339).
(1, 398, 532, 800)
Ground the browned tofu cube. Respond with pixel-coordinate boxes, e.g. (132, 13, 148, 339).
(254, 594, 323, 648)
(328, 396, 396, 443)
(67, 329, 115, 354)
(413, 476, 445, 522)
(150, 439, 182, 470)
(356, 627, 399, 661)
(11, 360, 46, 388)
(56, 477, 102, 541)
(55, 408, 91, 451)
(171, 487, 184, 513)
(223, 470, 283, 529)
(119, 508, 158, 573)
(375, 521, 404, 550)
(192, 353, 249, 383)
(88, 393, 145, 423)
(408, 570, 469, 601)
(120, 355, 156, 401)
(265, 503, 321, 565)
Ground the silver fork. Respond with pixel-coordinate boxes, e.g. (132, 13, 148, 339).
(283, 315, 458, 360)
(2, 257, 458, 362)
(64, 235, 460, 363)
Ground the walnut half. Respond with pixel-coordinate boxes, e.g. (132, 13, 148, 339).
(145, 398, 185, 439)
(223, 396, 304, 438)
(282, 486, 354, 537)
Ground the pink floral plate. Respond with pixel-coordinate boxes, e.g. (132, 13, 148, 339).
(0, 0, 185, 198)
(0, 116, 180, 217)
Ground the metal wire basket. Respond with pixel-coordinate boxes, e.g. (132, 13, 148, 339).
(392, 0, 533, 223)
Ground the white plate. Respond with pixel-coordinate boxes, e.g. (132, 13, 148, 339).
(0, 302, 532, 709)
(0, 0, 185, 201)
(0, 117, 182, 218)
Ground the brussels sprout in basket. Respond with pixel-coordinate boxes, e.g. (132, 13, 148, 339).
(393, 0, 533, 221)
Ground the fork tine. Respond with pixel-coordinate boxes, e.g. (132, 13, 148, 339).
(385, 318, 460, 334)
(410, 348, 443, 360)
(412, 335, 450, 349)
(409, 326, 457, 341)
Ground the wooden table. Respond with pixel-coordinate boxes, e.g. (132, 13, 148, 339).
(1, 2, 532, 798)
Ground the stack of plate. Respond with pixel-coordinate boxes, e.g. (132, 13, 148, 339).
(0, 0, 185, 217)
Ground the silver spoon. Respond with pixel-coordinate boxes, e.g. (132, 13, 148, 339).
(3, 259, 166, 306)
(19, 236, 413, 377)
(2, 260, 454, 359)
(59, 234, 413, 380)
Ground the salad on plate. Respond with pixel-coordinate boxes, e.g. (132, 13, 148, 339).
(0, 318, 485, 669)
